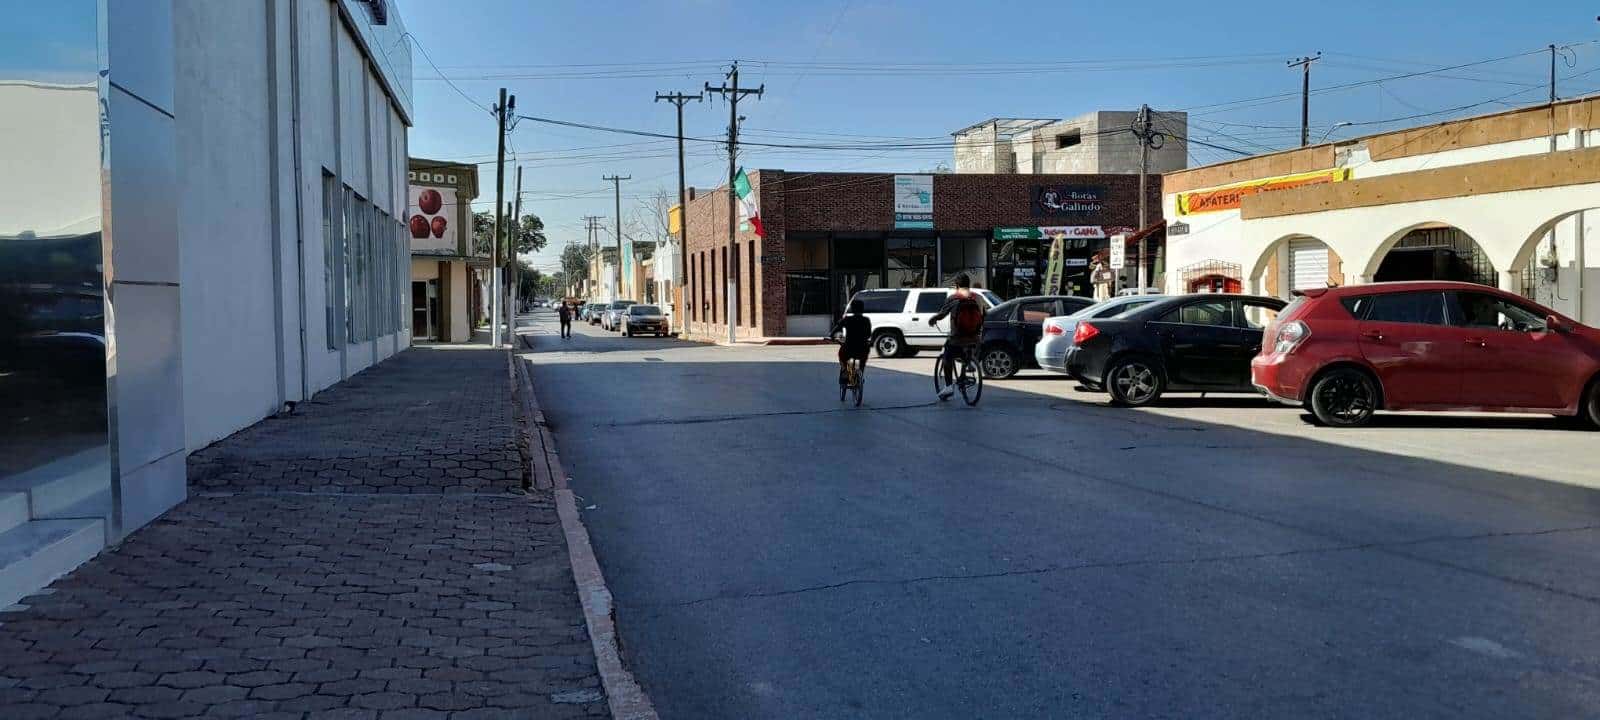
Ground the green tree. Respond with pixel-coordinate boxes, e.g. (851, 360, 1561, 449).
(473, 211, 549, 257)
(561, 242, 593, 286)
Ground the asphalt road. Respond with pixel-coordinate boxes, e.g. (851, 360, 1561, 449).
(519, 311, 1600, 719)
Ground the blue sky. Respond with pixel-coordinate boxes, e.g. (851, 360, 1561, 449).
(397, 0, 1599, 273)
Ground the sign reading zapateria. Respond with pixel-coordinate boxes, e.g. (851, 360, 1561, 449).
(1175, 168, 1352, 216)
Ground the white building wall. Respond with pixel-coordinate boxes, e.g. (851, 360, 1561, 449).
(174, 0, 411, 451)
(1165, 126, 1600, 322)
(174, 0, 280, 451)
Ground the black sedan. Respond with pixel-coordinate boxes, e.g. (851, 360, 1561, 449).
(1063, 294, 1287, 406)
(978, 295, 1095, 379)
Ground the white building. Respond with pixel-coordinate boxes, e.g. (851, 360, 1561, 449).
(1163, 97, 1599, 325)
(953, 111, 1189, 175)
(1, 0, 413, 606)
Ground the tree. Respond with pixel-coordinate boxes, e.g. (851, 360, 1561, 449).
(472, 210, 549, 257)
(560, 242, 593, 286)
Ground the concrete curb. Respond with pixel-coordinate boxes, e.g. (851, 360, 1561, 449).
(512, 331, 659, 720)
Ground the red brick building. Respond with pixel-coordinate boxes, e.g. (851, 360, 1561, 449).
(681, 170, 1163, 340)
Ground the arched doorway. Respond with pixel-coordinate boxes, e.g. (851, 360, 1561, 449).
(1373, 223, 1496, 287)
(1249, 235, 1342, 300)
(1513, 208, 1596, 321)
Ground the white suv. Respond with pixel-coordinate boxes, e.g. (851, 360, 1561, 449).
(849, 288, 1002, 358)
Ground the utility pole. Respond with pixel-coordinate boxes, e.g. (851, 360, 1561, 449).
(1288, 53, 1320, 147)
(602, 175, 631, 301)
(581, 215, 602, 299)
(1130, 105, 1164, 294)
(490, 88, 514, 346)
(706, 62, 763, 344)
(509, 165, 522, 333)
(656, 89, 703, 336)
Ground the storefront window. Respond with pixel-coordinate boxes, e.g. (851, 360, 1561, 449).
(940, 235, 987, 288)
(886, 236, 935, 289)
(0, 0, 110, 512)
(991, 239, 1046, 299)
(786, 234, 830, 316)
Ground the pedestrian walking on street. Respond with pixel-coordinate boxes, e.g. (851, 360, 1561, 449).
(558, 301, 573, 338)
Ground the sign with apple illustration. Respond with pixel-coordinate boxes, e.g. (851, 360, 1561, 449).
(407, 183, 458, 248)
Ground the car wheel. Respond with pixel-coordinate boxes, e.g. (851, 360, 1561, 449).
(1309, 367, 1378, 427)
(873, 332, 904, 359)
(1577, 377, 1600, 429)
(980, 346, 1020, 379)
(1106, 356, 1163, 407)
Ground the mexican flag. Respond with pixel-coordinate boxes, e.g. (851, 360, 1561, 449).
(733, 168, 764, 238)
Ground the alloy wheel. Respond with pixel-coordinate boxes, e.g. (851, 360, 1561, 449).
(981, 348, 1016, 379)
(1111, 362, 1158, 405)
(1313, 370, 1376, 426)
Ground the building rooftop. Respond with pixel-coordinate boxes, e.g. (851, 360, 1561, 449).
(951, 118, 1058, 138)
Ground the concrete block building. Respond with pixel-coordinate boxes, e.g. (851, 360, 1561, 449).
(954, 111, 1189, 175)
(1, 0, 413, 605)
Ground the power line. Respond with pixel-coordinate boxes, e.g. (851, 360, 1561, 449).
(405, 32, 491, 115)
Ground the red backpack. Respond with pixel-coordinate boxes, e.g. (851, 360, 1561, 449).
(951, 294, 985, 336)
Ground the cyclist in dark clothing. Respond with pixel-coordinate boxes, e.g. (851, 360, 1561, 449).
(928, 272, 986, 400)
(830, 299, 873, 385)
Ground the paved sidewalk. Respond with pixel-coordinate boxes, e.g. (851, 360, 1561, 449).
(0, 346, 607, 719)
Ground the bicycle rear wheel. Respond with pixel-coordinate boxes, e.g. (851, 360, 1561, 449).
(958, 354, 983, 406)
(852, 361, 865, 407)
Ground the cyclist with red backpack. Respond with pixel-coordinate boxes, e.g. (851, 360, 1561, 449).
(927, 272, 986, 401)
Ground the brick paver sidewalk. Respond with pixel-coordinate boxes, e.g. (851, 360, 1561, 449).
(0, 346, 607, 719)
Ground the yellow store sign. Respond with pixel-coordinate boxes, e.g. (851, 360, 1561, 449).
(1176, 168, 1352, 216)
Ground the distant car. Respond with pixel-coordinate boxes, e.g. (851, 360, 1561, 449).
(1064, 293, 1288, 406)
(1036, 295, 1169, 380)
(1252, 281, 1600, 428)
(848, 287, 1003, 358)
(1117, 287, 1164, 297)
(587, 304, 605, 324)
(621, 305, 668, 337)
(602, 300, 636, 331)
(976, 295, 1095, 379)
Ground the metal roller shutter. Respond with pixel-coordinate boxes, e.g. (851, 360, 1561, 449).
(1288, 240, 1329, 292)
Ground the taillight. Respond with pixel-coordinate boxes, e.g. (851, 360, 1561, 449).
(1073, 322, 1099, 344)
(1045, 322, 1065, 336)
(1273, 321, 1309, 354)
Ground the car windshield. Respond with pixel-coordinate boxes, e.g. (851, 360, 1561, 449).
(610, 302, 634, 310)
(979, 290, 1001, 307)
(630, 306, 660, 315)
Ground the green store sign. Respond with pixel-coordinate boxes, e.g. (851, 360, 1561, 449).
(993, 227, 1041, 240)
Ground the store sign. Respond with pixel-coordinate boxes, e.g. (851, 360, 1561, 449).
(894, 174, 934, 229)
(1040, 225, 1110, 240)
(1168, 221, 1190, 236)
(994, 227, 1039, 240)
(1175, 168, 1352, 216)
(1032, 185, 1104, 217)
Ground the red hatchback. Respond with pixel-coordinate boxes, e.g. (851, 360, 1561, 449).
(1251, 281, 1600, 428)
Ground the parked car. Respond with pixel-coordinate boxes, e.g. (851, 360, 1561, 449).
(976, 295, 1095, 378)
(587, 303, 606, 324)
(1064, 293, 1288, 406)
(848, 287, 1003, 358)
(1036, 294, 1170, 380)
(621, 305, 668, 337)
(1251, 281, 1600, 428)
(602, 300, 636, 331)
(1117, 287, 1164, 297)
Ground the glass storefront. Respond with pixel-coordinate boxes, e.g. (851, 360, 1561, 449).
(0, 1, 111, 510)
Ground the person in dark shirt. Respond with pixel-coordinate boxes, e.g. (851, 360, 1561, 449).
(829, 299, 873, 385)
(557, 302, 573, 338)
(928, 272, 985, 400)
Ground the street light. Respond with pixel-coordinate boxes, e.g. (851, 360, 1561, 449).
(1317, 121, 1354, 144)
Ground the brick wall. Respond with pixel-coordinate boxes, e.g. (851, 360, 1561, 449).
(681, 169, 1164, 339)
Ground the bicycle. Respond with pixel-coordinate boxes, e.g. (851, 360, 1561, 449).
(933, 344, 983, 406)
(829, 336, 866, 407)
(839, 356, 865, 407)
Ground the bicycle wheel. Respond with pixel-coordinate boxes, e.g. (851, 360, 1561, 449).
(959, 352, 983, 406)
(932, 353, 949, 398)
(852, 361, 865, 407)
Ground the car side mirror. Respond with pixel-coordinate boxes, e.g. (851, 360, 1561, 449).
(1545, 314, 1570, 334)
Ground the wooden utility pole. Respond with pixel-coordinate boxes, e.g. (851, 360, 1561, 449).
(706, 62, 763, 344)
(1288, 54, 1320, 147)
(602, 175, 631, 301)
(1130, 105, 1165, 294)
(491, 89, 513, 346)
(581, 215, 602, 299)
(656, 90, 703, 336)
